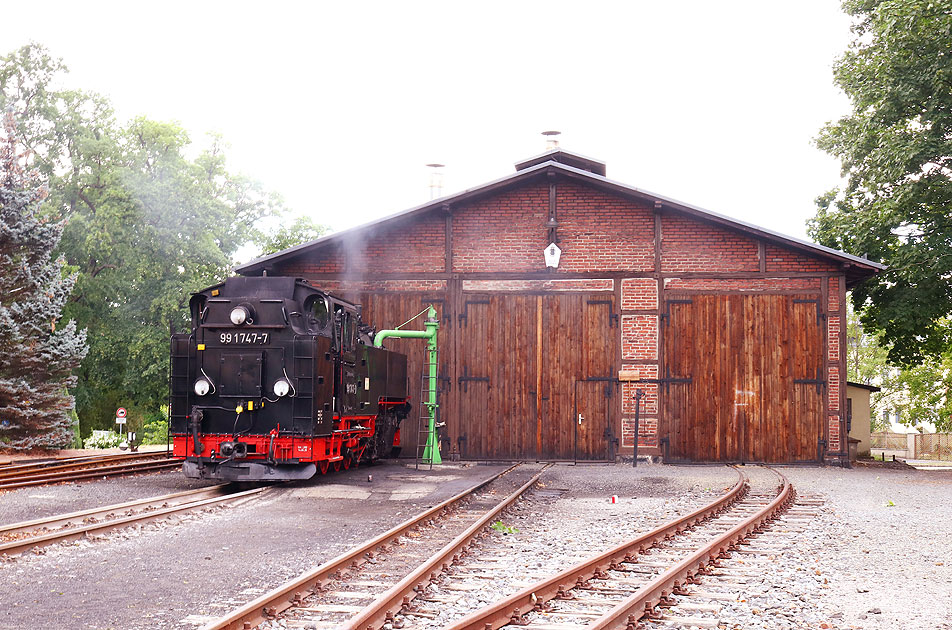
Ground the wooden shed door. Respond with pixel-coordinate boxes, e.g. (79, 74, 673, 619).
(457, 295, 537, 459)
(458, 293, 616, 460)
(661, 294, 824, 463)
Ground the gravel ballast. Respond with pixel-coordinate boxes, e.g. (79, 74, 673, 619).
(0, 460, 949, 629)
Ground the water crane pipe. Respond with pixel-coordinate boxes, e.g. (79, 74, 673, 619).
(373, 306, 441, 464)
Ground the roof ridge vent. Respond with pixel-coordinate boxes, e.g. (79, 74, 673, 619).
(514, 147, 607, 177)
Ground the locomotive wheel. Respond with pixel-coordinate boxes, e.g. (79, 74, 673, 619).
(319, 460, 329, 475)
(333, 460, 342, 472)
(342, 454, 352, 470)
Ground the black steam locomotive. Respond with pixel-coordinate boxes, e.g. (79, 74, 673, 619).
(169, 276, 410, 481)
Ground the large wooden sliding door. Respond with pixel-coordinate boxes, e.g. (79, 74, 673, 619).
(457, 292, 616, 460)
(662, 293, 824, 463)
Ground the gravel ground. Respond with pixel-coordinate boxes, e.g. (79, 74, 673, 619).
(781, 464, 952, 630)
(0, 469, 219, 527)
(0, 461, 948, 630)
(0, 460, 509, 630)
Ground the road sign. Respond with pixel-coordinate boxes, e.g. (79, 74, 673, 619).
(116, 407, 127, 418)
(116, 416, 127, 425)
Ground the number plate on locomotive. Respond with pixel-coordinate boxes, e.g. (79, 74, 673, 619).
(218, 332, 271, 344)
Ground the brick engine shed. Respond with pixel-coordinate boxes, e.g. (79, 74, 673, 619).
(236, 150, 882, 465)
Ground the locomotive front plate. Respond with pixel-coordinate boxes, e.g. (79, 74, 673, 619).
(216, 331, 271, 345)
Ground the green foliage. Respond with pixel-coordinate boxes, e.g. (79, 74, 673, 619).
(254, 215, 329, 257)
(490, 521, 519, 534)
(890, 349, 952, 431)
(846, 301, 952, 431)
(140, 405, 169, 445)
(0, 109, 87, 450)
(0, 44, 285, 438)
(810, 0, 952, 366)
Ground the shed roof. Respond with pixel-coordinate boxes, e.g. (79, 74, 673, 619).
(847, 381, 883, 393)
(236, 153, 885, 285)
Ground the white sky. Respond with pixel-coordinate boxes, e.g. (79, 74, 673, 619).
(5, 1, 853, 252)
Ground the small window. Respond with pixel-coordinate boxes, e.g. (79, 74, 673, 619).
(310, 296, 330, 329)
(343, 312, 355, 351)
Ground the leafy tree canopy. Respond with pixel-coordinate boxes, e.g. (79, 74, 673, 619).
(810, 0, 952, 366)
(254, 215, 329, 257)
(0, 43, 285, 436)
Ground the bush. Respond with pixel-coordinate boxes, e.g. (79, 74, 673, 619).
(83, 430, 123, 449)
(140, 406, 169, 445)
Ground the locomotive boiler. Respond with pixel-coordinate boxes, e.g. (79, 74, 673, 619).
(169, 276, 410, 481)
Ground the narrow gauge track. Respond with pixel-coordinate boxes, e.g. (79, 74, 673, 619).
(0, 484, 267, 557)
(200, 463, 544, 630)
(0, 451, 179, 490)
(427, 466, 794, 630)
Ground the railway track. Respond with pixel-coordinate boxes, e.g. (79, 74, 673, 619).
(200, 463, 544, 630)
(0, 484, 268, 557)
(430, 466, 794, 630)
(0, 451, 180, 490)
(203, 465, 810, 630)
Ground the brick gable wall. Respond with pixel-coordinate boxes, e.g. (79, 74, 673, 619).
(269, 173, 850, 464)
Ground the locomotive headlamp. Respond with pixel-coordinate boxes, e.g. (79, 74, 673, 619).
(273, 378, 291, 397)
(194, 378, 211, 396)
(230, 305, 251, 325)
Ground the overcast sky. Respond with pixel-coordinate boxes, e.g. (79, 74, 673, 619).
(5, 1, 854, 252)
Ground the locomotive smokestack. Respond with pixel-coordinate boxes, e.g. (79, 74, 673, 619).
(542, 130, 561, 150)
(426, 163, 444, 200)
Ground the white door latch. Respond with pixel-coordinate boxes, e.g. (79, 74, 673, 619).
(578, 413, 584, 425)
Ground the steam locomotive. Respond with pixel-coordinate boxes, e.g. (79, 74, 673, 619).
(169, 276, 410, 481)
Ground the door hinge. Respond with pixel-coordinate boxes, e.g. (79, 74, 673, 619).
(794, 367, 826, 394)
(587, 299, 619, 328)
(660, 298, 693, 325)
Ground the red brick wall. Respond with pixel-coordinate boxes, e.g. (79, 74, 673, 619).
(660, 214, 759, 273)
(263, 174, 853, 463)
(765, 244, 839, 273)
(621, 278, 658, 310)
(556, 183, 654, 272)
(452, 185, 548, 273)
(278, 214, 446, 276)
(621, 315, 658, 361)
(451, 183, 654, 273)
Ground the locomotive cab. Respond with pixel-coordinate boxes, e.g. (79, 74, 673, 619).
(170, 276, 409, 482)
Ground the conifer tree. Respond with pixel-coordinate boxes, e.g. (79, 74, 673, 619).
(0, 109, 86, 450)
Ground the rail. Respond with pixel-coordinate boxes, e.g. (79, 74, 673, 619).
(0, 485, 265, 556)
(443, 467, 793, 630)
(201, 463, 523, 630)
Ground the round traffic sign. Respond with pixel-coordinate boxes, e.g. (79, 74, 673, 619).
(116, 407, 127, 418)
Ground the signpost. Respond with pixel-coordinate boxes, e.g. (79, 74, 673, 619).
(115, 407, 127, 425)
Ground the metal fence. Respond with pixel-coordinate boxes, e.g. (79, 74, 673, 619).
(870, 432, 908, 450)
(915, 433, 952, 461)
(871, 431, 952, 461)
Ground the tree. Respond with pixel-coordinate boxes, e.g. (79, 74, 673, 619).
(0, 109, 87, 450)
(254, 215, 329, 256)
(0, 44, 282, 437)
(810, 0, 952, 366)
(846, 301, 952, 431)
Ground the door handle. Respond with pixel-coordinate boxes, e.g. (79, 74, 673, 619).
(578, 414, 584, 425)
